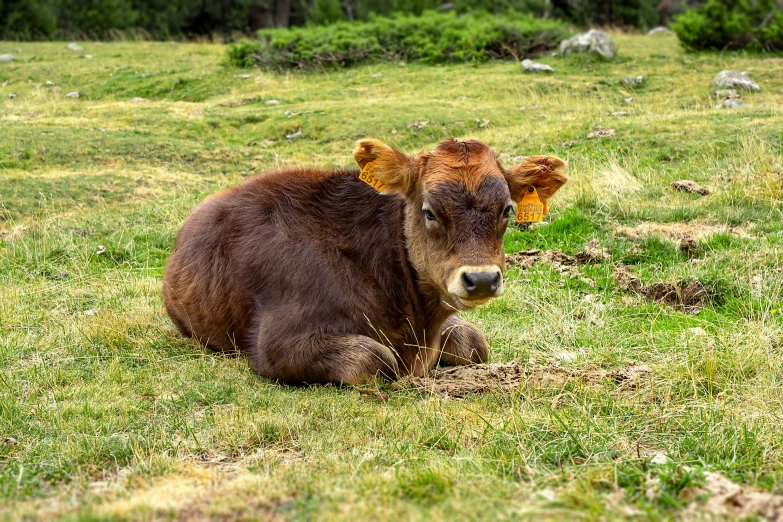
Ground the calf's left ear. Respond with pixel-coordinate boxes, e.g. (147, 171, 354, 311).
(504, 155, 568, 203)
(354, 138, 417, 195)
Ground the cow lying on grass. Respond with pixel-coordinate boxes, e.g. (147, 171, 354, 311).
(163, 138, 567, 385)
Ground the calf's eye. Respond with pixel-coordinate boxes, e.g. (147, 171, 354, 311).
(503, 205, 515, 219)
(422, 209, 438, 222)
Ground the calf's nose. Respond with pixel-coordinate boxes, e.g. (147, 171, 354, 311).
(461, 268, 502, 298)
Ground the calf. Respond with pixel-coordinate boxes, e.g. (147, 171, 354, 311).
(162, 138, 567, 384)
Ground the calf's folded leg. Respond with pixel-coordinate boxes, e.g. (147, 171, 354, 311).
(250, 332, 399, 385)
(438, 315, 489, 366)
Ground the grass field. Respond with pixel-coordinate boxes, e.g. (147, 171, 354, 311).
(1, 34, 783, 520)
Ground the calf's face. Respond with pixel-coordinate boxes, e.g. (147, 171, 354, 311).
(354, 138, 567, 311)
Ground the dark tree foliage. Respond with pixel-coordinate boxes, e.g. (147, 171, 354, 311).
(0, 0, 765, 40)
(671, 0, 783, 50)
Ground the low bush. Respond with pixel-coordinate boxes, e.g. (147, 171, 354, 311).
(671, 0, 783, 51)
(226, 11, 570, 69)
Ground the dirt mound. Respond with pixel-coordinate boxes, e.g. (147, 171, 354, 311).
(614, 222, 752, 242)
(614, 266, 712, 312)
(393, 361, 651, 398)
(506, 239, 610, 270)
(684, 472, 783, 521)
(671, 179, 710, 196)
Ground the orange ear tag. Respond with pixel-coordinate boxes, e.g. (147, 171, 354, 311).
(515, 187, 545, 223)
(358, 161, 385, 192)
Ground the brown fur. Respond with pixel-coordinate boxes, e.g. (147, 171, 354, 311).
(163, 138, 567, 385)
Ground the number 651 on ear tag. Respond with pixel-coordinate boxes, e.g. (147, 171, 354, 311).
(515, 187, 546, 223)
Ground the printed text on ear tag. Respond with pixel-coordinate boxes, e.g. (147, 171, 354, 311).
(358, 162, 385, 192)
(515, 187, 544, 223)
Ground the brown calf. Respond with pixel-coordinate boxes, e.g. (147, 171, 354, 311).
(162, 138, 567, 385)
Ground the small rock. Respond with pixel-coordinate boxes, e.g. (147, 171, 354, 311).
(535, 489, 557, 502)
(622, 75, 643, 87)
(45, 80, 54, 86)
(8, 93, 16, 99)
(96, 245, 106, 255)
(648, 26, 672, 36)
(562, 139, 577, 148)
(613, 111, 629, 116)
(85, 54, 93, 59)
(649, 452, 669, 465)
(0, 54, 13, 62)
(51, 86, 62, 92)
(712, 70, 759, 92)
(521, 59, 554, 73)
(586, 128, 616, 139)
(688, 327, 708, 337)
(4, 437, 17, 446)
(286, 129, 302, 139)
(68, 43, 83, 52)
(714, 89, 738, 99)
(239, 74, 250, 79)
(265, 99, 280, 105)
(372, 73, 383, 78)
(83, 309, 96, 316)
(559, 29, 616, 59)
(129, 97, 149, 103)
(671, 180, 710, 196)
(624, 97, 633, 104)
(65, 91, 79, 98)
(48, 272, 69, 281)
(719, 99, 748, 109)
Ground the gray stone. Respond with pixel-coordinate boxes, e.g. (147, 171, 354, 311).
(648, 26, 672, 36)
(65, 91, 79, 98)
(712, 70, 759, 91)
(559, 30, 616, 59)
(68, 43, 83, 52)
(718, 99, 748, 109)
(286, 129, 302, 139)
(622, 75, 643, 86)
(0, 54, 13, 62)
(45, 80, 54, 86)
(521, 59, 554, 73)
(8, 93, 16, 99)
(265, 99, 280, 105)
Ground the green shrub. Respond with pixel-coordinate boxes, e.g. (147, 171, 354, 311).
(226, 11, 570, 69)
(671, 0, 783, 51)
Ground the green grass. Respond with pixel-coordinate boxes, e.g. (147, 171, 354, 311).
(1, 35, 783, 520)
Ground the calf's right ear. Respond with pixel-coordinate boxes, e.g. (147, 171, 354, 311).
(353, 138, 417, 195)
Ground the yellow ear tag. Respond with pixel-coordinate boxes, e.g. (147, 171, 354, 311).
(358, 161, 385, 192)
(515, 187, 545, 223)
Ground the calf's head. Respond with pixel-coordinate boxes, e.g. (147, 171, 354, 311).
(354, 138, 568, 311)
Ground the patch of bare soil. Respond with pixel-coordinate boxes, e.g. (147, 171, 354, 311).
(614, 222, 753, 242)
(684, 472, 783, 521)
(505, 240, 609, 287)
(671, 179, 710, 196)
(393, 361, 651, 398)
(614, 265, 712, 312)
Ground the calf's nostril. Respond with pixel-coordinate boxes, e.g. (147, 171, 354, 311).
(461, 271, 476, 292)
(490, 272, 501, 292)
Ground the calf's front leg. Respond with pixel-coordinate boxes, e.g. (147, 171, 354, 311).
(438, 315, 489, 366)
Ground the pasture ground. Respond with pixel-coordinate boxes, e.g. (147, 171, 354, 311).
(1, 35, 782, 520)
